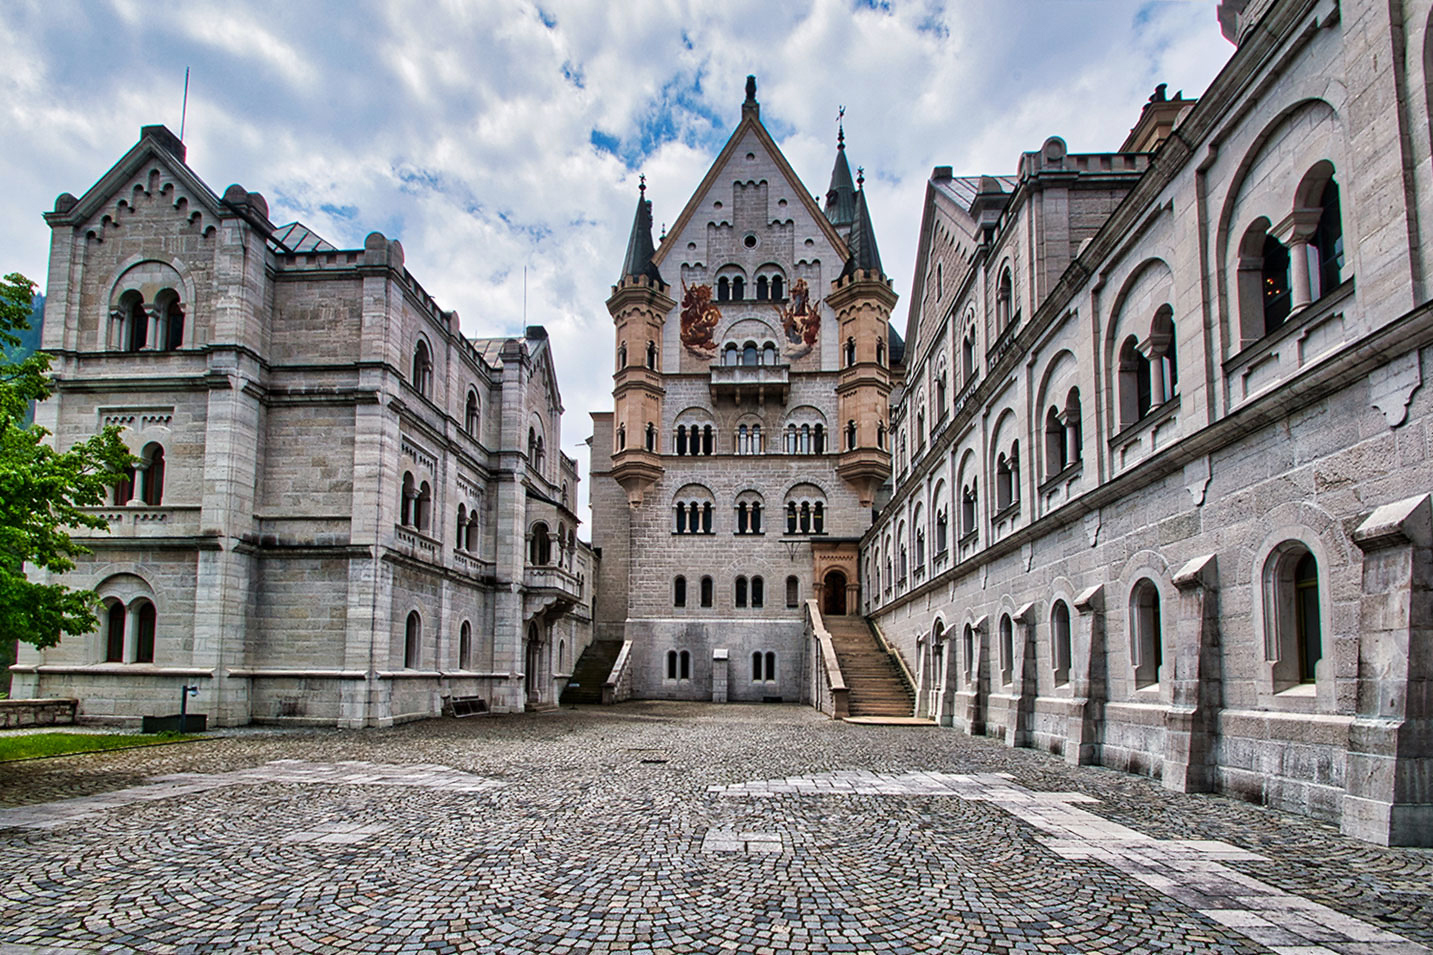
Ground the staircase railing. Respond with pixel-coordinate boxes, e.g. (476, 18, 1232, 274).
(867, 616, 918, 695)
(804, 599, 849, 719)
(602, 640, 634, 705)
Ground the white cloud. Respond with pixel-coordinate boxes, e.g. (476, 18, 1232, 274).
(0, 0, 1235, 529)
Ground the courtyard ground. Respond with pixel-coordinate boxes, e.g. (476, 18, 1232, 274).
(0, 702, 1429, 954)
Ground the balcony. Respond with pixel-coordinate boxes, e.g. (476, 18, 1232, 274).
(524, 563, 584, 616)
(709, 362, 789, 404)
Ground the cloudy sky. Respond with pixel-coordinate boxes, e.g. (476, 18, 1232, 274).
(0, 0, 1233, 527)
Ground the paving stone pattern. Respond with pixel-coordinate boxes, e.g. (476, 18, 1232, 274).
(0, 703, 1429, 954)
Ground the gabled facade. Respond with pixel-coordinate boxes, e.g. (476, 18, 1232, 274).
(12, 126, 595, 726)
(591, 78, 899, 701)
(867, 0, 1433, 846)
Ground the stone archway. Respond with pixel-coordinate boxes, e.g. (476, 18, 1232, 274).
(822, 569, 848, 616)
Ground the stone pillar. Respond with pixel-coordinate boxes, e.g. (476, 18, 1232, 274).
(1008, 602, 1038, 749)
(1067, 584, 1106, 766)
(914, 635, 930, 720)
(712, 648, 728, 703)
(1344, 494, 1433, 846)
(1164, 555, 1221, 793)
(959, 615, 988, 736)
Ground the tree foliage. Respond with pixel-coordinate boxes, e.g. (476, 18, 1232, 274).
(1, 273, 134, 649)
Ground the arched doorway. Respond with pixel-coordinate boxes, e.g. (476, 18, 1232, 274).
(822, 569, 847, 616)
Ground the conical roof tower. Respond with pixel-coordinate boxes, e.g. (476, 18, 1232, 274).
(824, 123, 857, 235)
(620, 176, 663, 285)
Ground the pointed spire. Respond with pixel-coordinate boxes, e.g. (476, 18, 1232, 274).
(619, 175, 663, 285)
(824, 108, 856, 233)
(841, 186, 884, 280)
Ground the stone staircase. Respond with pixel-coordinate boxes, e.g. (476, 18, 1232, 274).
(560, 640, 624, 705)
(823, 617, 916, 718)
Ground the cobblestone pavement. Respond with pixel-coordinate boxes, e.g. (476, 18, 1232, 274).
(1, 703, 1429, 954)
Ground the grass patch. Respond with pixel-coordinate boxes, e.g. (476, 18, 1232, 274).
(0, 732, 205, 762)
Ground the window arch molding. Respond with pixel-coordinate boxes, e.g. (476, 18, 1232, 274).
(1215, 96, 1347, 355)
(105, 256, 196, 351)
(1103, 257, 1176, 430)
(1245, 508, 1349, 704)
(1117, 551, 1172, 692)
(93, 571, 160, 664)
(410, 335, 435, 398)
(1034, 349, 1083, 484)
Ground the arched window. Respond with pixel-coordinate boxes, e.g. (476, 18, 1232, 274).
(996, 266, 1013, 331)
(960, 482, 977, 538)
(813, 502, 826, 534)
(415, 481, 432, 531)
(118, 290, 147, 352)
(135, 443, 165, 506)
(618, 341, 627, 368)
(133, 599, 156, 663)
(667, 650, 679, 679)
(735, 575, 748, 608)
(961, 327, 976, 381)
(400, 472, 415, 526)
(616, 423, 626, 451)
(1261, 234, 1292, 333)
(702, 425, 714, 455)
(845, 337, 856, 367)
(465, 390, 480, 437)
(813, 423, 825, 453)
(786, 575, 799, 608)
(935, 508, 948, 556)
(1265, 544, 1324, 689)
(724, 342, 738, 365)
(404, 610, 421, 668)
(457, 504, 467, 547)
(998, 614, 1013, 685)
(1045, 406, 1067, 475)
(1130, 579, 1163, 688)
(771, 275, 784, 299)
(876, 340, 885, 366)
(751, 575, 764, 608)
(762, 342, 776, 365)
(530, 522, 551, 565)
(674, 575, 687, 608)
(995, 449, 1016, 512)
(113, 463, 136, 505)
(1118, 335, 1152, 426)
(742, 342, 758, 366)
(679, 649, 691, 680)
(645, 422, 656, 452)
(1311, 179, 1343, 298)
(930, 620, 946, 689)
(466, 510, 479, 552)
(732, 276, 745, 300)
(1150, 306, 1177, 405)
(846, 420, 857, 450)
(962, 623, 975, 678)
(700, 575, 713, 608)
(411, 340, 433, 397)
(756, 275, 769, 300)
(154, 289, 184, 350)
(752, 651, 764, 681)
(459, 621, 472, 669)
(104, 600, 126, 662)
(646, 340, 657, 370)
(675, 425, 688, 456)
(717, 277, 731, 302)
(1051, 600, 1072, 684)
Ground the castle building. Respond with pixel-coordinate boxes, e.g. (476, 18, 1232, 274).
(588, 77, 901, 702)
(865, 0, 1433, 846)
(11, 126, 594, 726)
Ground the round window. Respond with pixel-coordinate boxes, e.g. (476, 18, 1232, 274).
(743, 234, 758, 249)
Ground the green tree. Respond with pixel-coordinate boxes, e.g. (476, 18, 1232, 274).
(1, 273, 134, 649)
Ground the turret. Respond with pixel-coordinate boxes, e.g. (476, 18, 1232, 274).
(828, 176, 897, 507)
(607, 177, 672, 506)
(824, 122, 857, 235)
